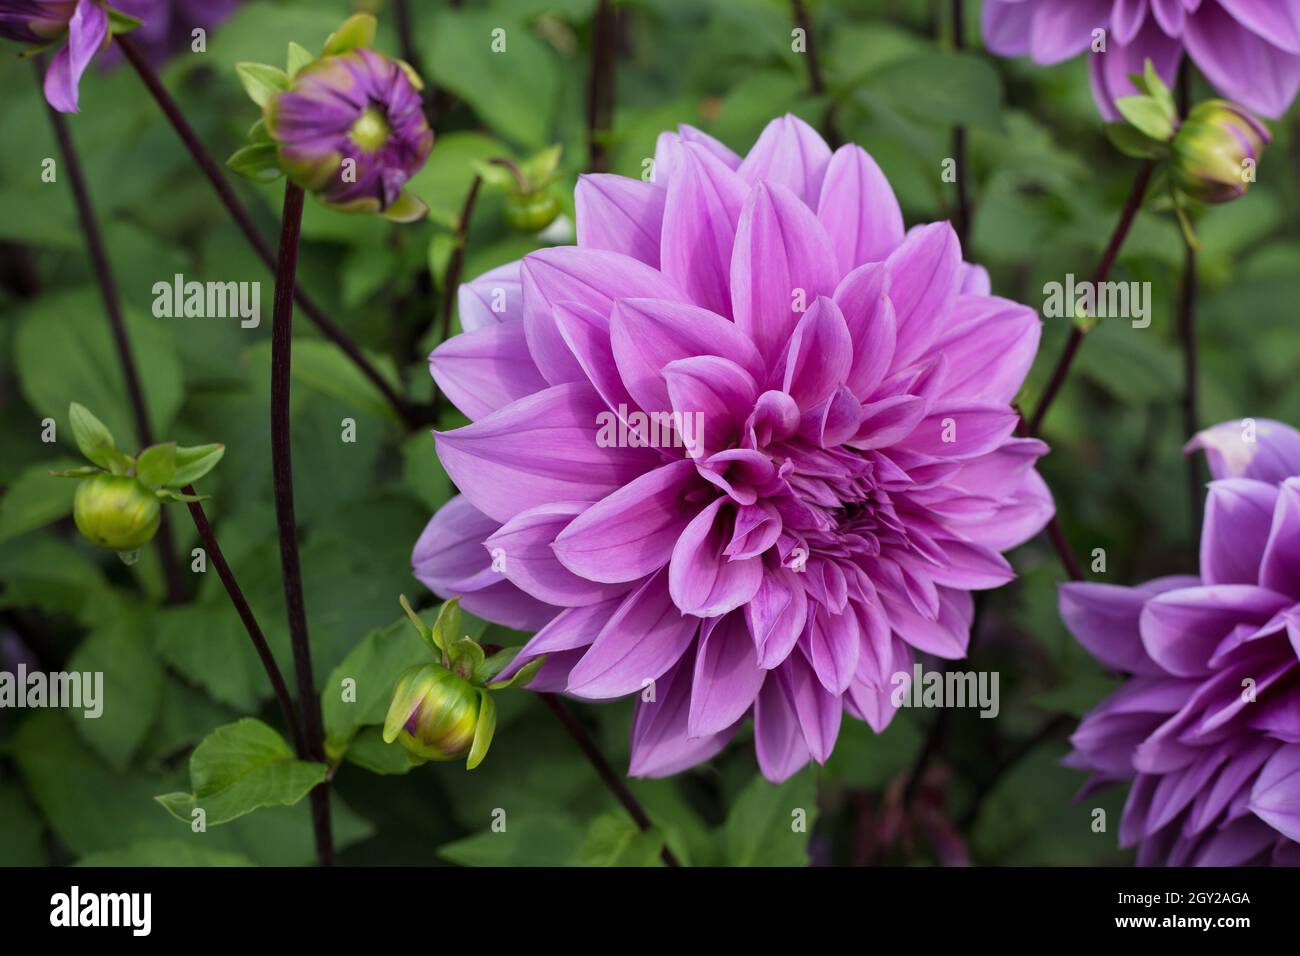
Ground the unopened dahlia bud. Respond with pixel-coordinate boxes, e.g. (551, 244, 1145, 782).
(1171, 100, 1270, 204)
(263, 43, 432, 220)
(382, 663, 495, 767)
(73, 473, 160, 552)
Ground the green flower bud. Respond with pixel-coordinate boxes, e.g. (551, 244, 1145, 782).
(504, 186, 562, 233)
(1171, 100, 1270, 204)
(73, 474, 161, 552)
(382, 663, 496, 768)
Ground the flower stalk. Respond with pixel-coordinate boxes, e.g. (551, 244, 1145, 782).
(269, 181, 333, 866)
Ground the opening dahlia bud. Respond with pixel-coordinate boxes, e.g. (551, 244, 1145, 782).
(1171, 99, 1270, 204)
(262, 45, 432, 220)
(382, 663, 488, 764)
(72, 473, 161, 553)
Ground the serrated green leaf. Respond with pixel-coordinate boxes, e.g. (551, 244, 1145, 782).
(577, 813, 665, 866)
(155, 719, 327, 827)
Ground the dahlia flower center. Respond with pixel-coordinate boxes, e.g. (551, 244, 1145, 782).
(348, 107, 390, 151)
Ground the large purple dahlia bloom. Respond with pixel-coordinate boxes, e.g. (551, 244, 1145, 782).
(1, 0, 108, 112)
(982, 0, 1300, 119)
(1062, 419, 1300, 865)
(414, 115, 1053, 782)
(264, 46, 432, 218)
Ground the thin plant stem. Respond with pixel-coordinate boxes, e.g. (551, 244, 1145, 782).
(791, 0, 840, 147)
(182, 487, 305, 756)
(586, 0, 617, 173)
(540, 694, 681, 867)
(428, 175, 482, 420)
(38, 61, 185, 604)
(1176, 65, 1204, 542)
(116, 36, 423, 430)
(1028, 161, 1155, 436)
(269, 182, 333, 867)
(950, 0, 970, 248)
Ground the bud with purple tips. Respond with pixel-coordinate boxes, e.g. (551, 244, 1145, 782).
(1171, 99, 1271, 204)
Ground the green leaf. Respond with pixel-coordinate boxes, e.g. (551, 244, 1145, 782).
(0, 458, 80, 542)
(322, 612, 432, 758)
(69, 402, 119, 470)
(156, 719, 327, 827)
(106, 7, 142, 35)
(134, 442, 177, 488)
(153, 489, 208, 503)
(1105, 122, 1167, 160)
(322, 12, 376, 56)
(234, 62, 291, 108)
(1115, 95, 1175, 142)
(722, 770, 817, 866)
(577, 813, 665, 866)
(340, 726, 422, 774)
(286, 41, 314, 76)
(430, 596, 462, 654)
(438, 814, 584, 866)
(48, 466, 102, 479)
(0, 782, 46, 866)
(380, 189, 429, 223)
(75, 840, 255, 867)
(168, 443, 225, 487)
(863, 51, 1004, 130)
(466, 689, 496, 770)
(226, 143, 283, 183)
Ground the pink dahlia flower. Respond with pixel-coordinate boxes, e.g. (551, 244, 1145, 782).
(414, 115, 1053, 782)
(1062, 419, 1300, 865)
(981, 0, 1300, 119)
(0, 0, 108, 113)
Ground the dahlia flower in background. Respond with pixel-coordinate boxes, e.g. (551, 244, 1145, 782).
(1, 0, 109, 112)
(1062, 419, 1300, 865)
(415, 114, 1053, 782)
(981, 0, 1300, 120)
(97, 0, 239, 66)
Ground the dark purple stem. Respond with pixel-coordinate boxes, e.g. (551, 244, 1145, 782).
(427, 175, 482, 421)
(951, 0, 970, 248)
(586, 0, 618, 173)
(540, 694, 680, 867)
(269, 182, 333, 867)
(117, 35, 423, 430)
(38, 60, 185, 604)
(791, 0, 840, 147)
(1028, 161, 1154, 436)
(1176, 65, 1203, 542)
(183, 487, 305, 755)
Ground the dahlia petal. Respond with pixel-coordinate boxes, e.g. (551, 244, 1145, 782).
(688, 612, 765, 737)
(660, 142, 748, 317)
(524, 648, 587, 692)
(816, 144, 905, 275)
(737, 113, 832, 205)
(428, 320, 548, 421)
(883, 222, 962, 370)
(981, 0, 1034, 57)
(883, 585, 973, 659)
(484, 502, 629, 607)
(925, 295, 1041, 404)
(669, 497, 764, 617)
(730, 181, 838, 371)
(1139, 585, 1292, 678)
(652, 124, 742, 183)
(566, 572, 698, 699)
(817, 386, 864, 448)
(435, 382, 661, 523)
(849, 395, 927, 450)
(1111, 0, 1148, 45)
(574, 174, 665, 267)
(958, 263, 991, 296)
(754, 672, 811, 782)
(551, 300, 635, 412)
(1199, 479, 1279, 586)
(663, 355, 760, 458)
(1185, 418, 1300, 484)
(629, 647, 737, 777)
(779, 296, 853, 410)
(947, 467, 1055, 551)
(520, 247, 684, 385)
(1059, 581, 1165, 677)
(609, 297, 765, 416)
(1028, 0, 1111, 66)
(552, 460, 705, 584)
(807, 605, 859, 695)
(781, 650, 842, 763)
(745, 565, 809, 668)
(898, 402, 1019, 459)
(458, 262, 522, 331)
(42, 0, 107, 113)
(1088, 19, 1184, 121)
(927, 538, 1015, 590)
(1149, 0, 1185, 36)
(1187, 738, 1279, 833)
(1259, 478, 1300, 600)
(1249, 744, 1300, 842)
(831, 262, 897, 399)
(1215, 0, 1300, 55)
(1184, 1, 1300, 116)
(497, 595, 626, 682)
(1193, 815, 1280, 866)
(412, 495, 496, 592)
